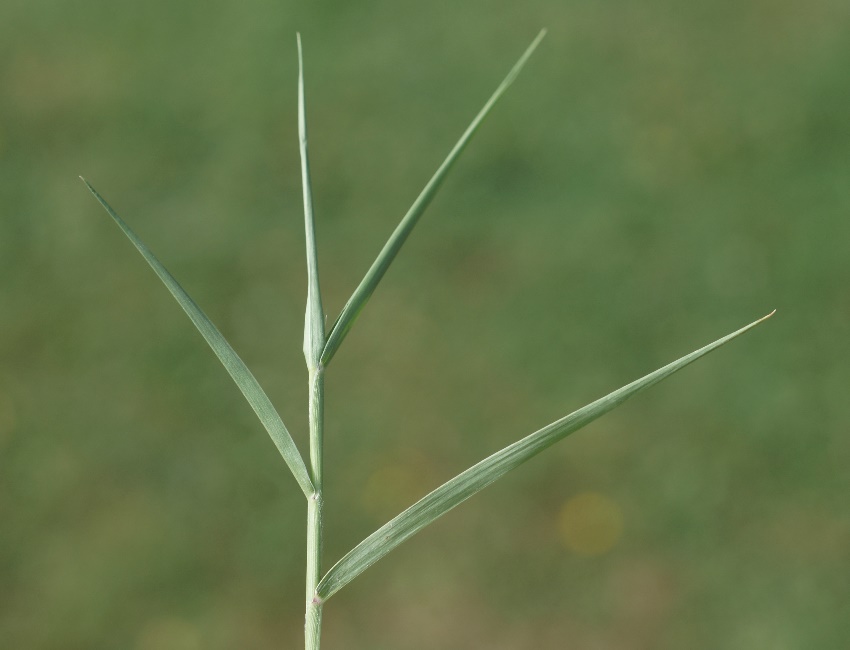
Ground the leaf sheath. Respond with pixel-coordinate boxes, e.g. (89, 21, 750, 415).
(298, 33, 326, 372)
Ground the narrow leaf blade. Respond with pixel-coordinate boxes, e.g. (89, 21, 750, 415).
(320, 29, 547, 366)
(316, 311, 774, 599)
(82, 178, 315, 498)
(298, 33, 326, 369)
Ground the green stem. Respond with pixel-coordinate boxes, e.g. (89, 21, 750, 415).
(298, 33, 326, 649)
(305, 367, 324, 649)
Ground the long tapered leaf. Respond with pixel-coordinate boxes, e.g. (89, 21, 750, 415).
(82, 178, 315, 498)
(298, 33, 326, 370)
(320, 29, 547, 367)
(316, 311, 774, 600)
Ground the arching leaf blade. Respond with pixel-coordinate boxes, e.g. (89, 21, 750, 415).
(82, 178, 315, 498)
(316, 311, 775, 600)
(320, 29, 547, 367)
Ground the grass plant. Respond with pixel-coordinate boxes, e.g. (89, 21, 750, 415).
(82, 30, 773, 650)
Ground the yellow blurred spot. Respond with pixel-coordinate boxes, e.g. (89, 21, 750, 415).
(558, 492, 624, 557)
(135, 616, 201, 650)
(361, 455, 431, 519)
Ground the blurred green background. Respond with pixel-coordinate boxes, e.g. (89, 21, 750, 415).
(2, 0, 848, 648)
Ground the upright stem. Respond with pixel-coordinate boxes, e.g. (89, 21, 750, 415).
(305, 366, 324, 649)
(298, 32, 326, 650)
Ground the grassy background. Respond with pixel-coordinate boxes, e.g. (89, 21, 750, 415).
(2, 0, 848, 648)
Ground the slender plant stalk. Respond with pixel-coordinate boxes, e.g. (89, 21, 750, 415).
(298, 34, 326, 650)
(305, 369, 324, 649)
(83, 30, 775, 650)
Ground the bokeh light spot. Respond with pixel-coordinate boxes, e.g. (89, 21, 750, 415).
(558, 492, 624, 557)
(135, 616, 201, 650)
(361, 455, 430, 520)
